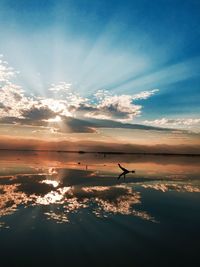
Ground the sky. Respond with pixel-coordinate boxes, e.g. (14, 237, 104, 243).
(0, 0, 200, 151)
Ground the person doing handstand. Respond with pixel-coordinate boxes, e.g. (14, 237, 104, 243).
(118, 163, 135, 180)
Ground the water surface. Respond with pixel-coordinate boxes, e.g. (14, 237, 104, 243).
(0, 151, 199, 267)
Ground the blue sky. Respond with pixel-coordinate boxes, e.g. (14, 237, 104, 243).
(0, 0, 200, 144)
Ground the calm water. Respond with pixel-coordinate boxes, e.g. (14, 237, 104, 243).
(0, 151, 200, 267)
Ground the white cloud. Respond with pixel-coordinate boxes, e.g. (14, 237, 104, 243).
(94, 94, 141, 121)
(83, 89, 159, 121)
(132, 89, 159, 100)
(0, 55, 159, 126)
(0, 56, 17, 83)
(94, 89, 110, 100)
(37, 97, 71, 117)
(49, 82, 72, 92)
(0, 82, 31, 118)
(47, 82, 88, 115)
(144, 118, 200, 130)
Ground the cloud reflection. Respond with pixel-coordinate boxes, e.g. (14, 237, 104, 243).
(0, 184, 32, 217)
(0, 165, 199, 228)
(41, 179, 59, 188)
(0, 168, 157, 226)
(141, 182, 200, 193)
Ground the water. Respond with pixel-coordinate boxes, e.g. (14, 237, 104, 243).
(0, 151, 200, 267)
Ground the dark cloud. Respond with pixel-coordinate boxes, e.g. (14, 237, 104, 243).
(0, 113, 174, 134)
(51, 116, 171, 134)
(0, 102, 11, 112)
(0, 116, 48, 126)
(12, 91, 22, 101)
(20, 105, 58, 121)
(86, 118, 172, 131)
(69, 103, 97, 113)
(0, 103, 5, 109)
(0, 116, 22, 124)
(59, 116, 97, 133)
(74, 101, 139, 121)
(95, 104, 138, 120)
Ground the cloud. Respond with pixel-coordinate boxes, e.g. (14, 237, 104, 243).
(0, 169, 155, 223)
(21, 105, 58, 121)
(55, 116, 169, 134)
(94, 94, 141, 121)
(141, 182, 200, 193)
(82, 89, 158, 121)
(0, 82, 159, 127)
(132, 89, 159, 100)
(50, 116, 97, 133)
(0, 82, 30, 118)
(85, 118, 171, 131)
(0, 103, 7, 109)
(0, 55, 160, 131)
(48, 82, 88, 109)
(49, 82, 72, 92)
(144, 118, 200, 131)
(0, 56, 17, 83)
(0, 136, 199, 154)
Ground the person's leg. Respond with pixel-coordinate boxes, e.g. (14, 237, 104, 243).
(118, 173, 123, 179)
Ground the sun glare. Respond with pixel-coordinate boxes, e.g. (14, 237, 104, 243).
(41, 179, 59, 188)
(47, 115, 62, 122)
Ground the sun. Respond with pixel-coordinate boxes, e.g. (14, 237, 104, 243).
(47, 115, 62, 122)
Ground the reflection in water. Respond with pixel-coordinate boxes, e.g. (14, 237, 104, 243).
(141, 182, 200, 192)
(0, 153, 200, 228)
(41, 179, 59, 188)
(81, 186, 153, 221)
(0, 221, 9, 229)
(0, 153, 199, 267)
(0, 184, 31, 217)
(44, 211, 69, 223)
(0, 173, 157, 225)
(0, 178, 156, 225)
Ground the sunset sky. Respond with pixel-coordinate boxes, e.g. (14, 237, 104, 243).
(0, 0, 200, 151)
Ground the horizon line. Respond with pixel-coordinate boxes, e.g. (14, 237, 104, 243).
(0, 148, 199, 157)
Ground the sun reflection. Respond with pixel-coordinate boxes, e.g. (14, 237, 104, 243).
(48, 168, 58, 175)
(41, 179, 59, 188)
(36, 186, 71, 205)
(36, 191, 64, 205)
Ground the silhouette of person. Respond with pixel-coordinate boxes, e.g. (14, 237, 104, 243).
(118, 163, 135, 180)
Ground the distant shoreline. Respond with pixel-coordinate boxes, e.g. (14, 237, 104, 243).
(0, 148, 199, 157)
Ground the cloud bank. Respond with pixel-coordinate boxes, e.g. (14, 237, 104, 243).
(0, 56, 161, 133)
(144, 118, 200, 131)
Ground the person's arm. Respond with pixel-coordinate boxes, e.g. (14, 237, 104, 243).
(118, 164, 128, 172)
